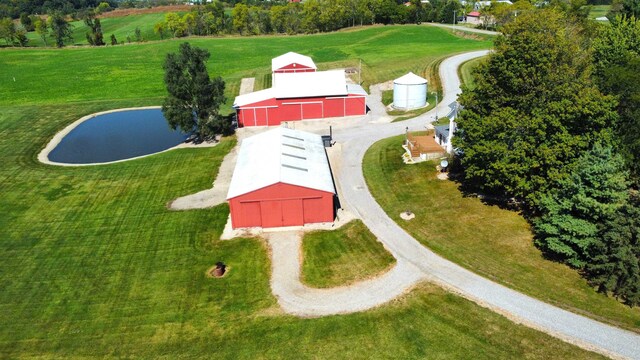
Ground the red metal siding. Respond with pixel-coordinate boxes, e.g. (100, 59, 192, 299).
(237, 94, 366, 127)
(228, 183, 334, 229)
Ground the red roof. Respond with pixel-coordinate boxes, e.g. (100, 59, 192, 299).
(468, 11, 480, 17)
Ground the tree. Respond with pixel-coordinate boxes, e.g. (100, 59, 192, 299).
(110, 33, 117, 45)
(134, 26, 141, 42)
(586, 191, 640, 306)
(48, 12, 73, 48)
(84, 13, 105, 46)
(592, 17, 640, 186)
(453, 9, 618, 209)
(534, 144, 629, 268)
(154, 21, 166, 39)
(232, 3, 251, 34)
(35, 17, 48, 46)
(609, 0, 640, 18)
(20, 12, 34, 31)
(162, 43, 227, 141)
(0, 17, 15, 45)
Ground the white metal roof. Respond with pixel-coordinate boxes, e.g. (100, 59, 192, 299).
(226, 127, 336, 199)
(347, 84, 368, 96)
(272, 52, 317, 72)
(274, 70, 347, 98)
(233, 88, 274, 107)
(394, 72, 427, 85)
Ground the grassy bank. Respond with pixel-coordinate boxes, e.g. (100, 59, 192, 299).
(459, 56, 486, 89)
(302, 220, 395, 288)
(362, 135, 640, 331)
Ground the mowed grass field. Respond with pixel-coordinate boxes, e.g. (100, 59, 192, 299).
(0, 104, 605, 359)
(459, 55, 486, 90)
(363, 135, 640, 332)
(2, 25, 491, 112)
(0, 26, 607, 357)
(26, 12, 179, 47)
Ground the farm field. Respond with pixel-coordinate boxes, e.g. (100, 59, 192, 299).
(589, 5, 611, 19)
(363, 135, 640, 332)
(2, 25, 492, 111)
(26, 12, 179, 47)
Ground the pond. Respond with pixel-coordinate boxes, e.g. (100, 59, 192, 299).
(47, 108, 189, 164)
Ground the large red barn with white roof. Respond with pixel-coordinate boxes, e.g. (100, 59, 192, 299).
(234, 53, 368, 127)
(226, 128, 336, 229)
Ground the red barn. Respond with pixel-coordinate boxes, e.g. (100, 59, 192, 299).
(272, 52, 317, 75)
(234, 70, 368, 127)
(226, 128, 336, 229)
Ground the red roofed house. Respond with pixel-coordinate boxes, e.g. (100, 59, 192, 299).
(466, 11, 481, 25)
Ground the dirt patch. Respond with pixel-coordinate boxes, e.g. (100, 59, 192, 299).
(99, 5, 193, 18)
(207, 263, 229, 278)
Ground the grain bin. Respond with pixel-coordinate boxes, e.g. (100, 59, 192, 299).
(393, 72, 428, 110)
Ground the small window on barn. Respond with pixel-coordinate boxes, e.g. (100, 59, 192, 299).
(282, 164, 308, 172)
(282, 153, 307, 160)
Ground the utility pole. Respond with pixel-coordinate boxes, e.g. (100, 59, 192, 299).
(434, 92, 438, 123)
(453, 10, 456, 31)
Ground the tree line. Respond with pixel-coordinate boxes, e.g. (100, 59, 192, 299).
(153, 0, 464, 39)
(453, 7, 640, 306)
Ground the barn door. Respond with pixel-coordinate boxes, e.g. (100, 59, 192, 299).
(261, 201, 283, 228)
(281, 199, 303, 226)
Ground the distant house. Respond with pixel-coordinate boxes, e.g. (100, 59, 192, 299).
(466, 11, 481, 24)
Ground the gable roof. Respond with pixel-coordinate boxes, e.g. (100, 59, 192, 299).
(226, 128, 336, 199)
(394, 72, 427, 85)
(272, 52, 317, 72)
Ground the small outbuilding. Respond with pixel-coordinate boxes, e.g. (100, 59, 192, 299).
(226, 127, 336, 229)
(393, 72, 428, 110)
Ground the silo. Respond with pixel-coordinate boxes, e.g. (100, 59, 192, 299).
(393, 72, 428, 110)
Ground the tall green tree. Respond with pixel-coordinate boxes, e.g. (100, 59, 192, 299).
(34, 17, 48, 46)
(453, 9, 618, 209)
(48, 12, 73, 48)
(592, 17, 640, 186)
(534, 144, 629, 268)
(84, 13, 104, 46)
(162, 43, 227, 141)
(586, 191, 640, 306)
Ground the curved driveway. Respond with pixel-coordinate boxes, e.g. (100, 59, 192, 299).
(330, 50, 640, 359)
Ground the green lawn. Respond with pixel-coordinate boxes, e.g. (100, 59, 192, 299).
(589, 5, 611, 19)
(0, 101, 606, 359)
(302, 220, 395, 288)
(3, 25, 491, 112)
(0, 26, 608, 357)
(26, 12, 180, 47)
(459, 56, 486, 90)
(363, 135, 640, 332)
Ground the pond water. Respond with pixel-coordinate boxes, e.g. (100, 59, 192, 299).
(48, 109, 189, 164)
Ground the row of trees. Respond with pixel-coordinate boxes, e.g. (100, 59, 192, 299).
(453, 9, 640, 306)
(0, 11, 74, 47)
(154, 0, 465, 39)
(0, 0, 116, 20)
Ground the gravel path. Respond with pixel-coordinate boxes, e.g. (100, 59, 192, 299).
(266, 231, 425, 317)
(425, 22, 500, 36)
